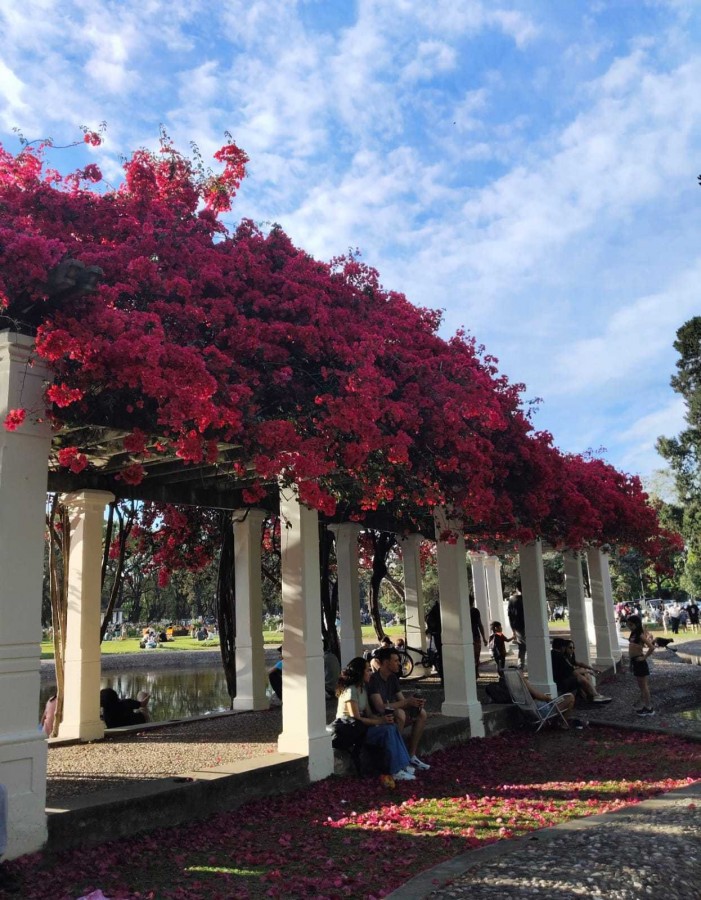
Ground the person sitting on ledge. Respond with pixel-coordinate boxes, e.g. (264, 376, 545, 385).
(551, 638, 611, 704)
(368, 647, 430, 770)
(100, 687, 148, 728)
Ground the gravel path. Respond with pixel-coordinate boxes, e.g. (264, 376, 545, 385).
(395, 638, 701, 900)
(418, 787, 701, 900)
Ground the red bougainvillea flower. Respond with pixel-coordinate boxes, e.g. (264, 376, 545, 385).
(4, 408, 25, 431)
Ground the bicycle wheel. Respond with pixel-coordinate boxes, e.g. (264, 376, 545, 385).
(399, 651, 414, 678)
(421, 652, 434, 669)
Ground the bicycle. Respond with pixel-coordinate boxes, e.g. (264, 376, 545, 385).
(396, 636, 440, 678)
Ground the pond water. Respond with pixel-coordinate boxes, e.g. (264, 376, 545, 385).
(39, 667, 233, 723)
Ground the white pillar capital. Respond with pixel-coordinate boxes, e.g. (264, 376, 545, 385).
(60, 489, 116, 512)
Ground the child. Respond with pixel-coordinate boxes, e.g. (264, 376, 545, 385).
(489, 621, 512, 673)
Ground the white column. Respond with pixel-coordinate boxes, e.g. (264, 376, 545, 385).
(0, 332, 51, 857)
(519, 541, 556, 696)
(60, 490, 115, 741)
(586, 547, 619, 668)
(601, 550, 622, 663)
(434, 512, 484, 735)
(330, 523, 362, 666)
(468, 551, 490, 632)
(563, 551, 591, 666)
(484, 555, 505, 625)
(277, 484, 333, 781)
(399, 534, 426, 653)
(233, 508, 267, 711)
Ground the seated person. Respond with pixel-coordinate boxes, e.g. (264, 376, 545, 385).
(268, 646, 283, 701)
(522, 674, 575, 724)
(40, 693, 57, 737)
(368, 647, 430, 770)
(550, 638, 611, 704)
(336, 657, 416, 781)
(136, 690, 151, 722)
(323, 639, 341, 699)
(99, 687, 148, 728)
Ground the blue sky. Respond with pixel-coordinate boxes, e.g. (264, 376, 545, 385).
(1, 0, 699, 486)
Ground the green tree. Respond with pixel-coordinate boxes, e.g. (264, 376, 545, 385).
(658, 316, 701, 595)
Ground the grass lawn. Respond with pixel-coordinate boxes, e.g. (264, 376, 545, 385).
(11, 727, 701, 899)
(40, 626, 406, 659)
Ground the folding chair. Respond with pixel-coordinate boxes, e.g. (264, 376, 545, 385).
(503, 668, 571, 732)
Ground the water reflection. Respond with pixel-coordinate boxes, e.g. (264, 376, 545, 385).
(39, 667, 232, 723)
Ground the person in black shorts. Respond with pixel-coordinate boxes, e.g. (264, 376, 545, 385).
(627, 615, 656, 716)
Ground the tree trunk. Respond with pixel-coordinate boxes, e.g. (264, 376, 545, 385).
(100, 502, 135, 642)
(369, 531, 395, 640)
(319, 524, 340, 660)
(216, 511, 237, 706)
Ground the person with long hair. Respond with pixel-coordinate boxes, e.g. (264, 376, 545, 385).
(627, 614, 656, 716)
(335, 657, 416, 781)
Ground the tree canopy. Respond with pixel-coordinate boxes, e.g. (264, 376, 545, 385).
(0, 132, 669, 560)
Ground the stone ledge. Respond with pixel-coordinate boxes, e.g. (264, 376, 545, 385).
(46, 752, 309, 853)
(334, 704, 519, 775)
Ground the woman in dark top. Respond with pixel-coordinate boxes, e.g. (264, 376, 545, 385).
(627, 615, 655, 716)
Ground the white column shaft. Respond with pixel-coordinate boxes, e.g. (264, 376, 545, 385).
(519, 541, 556, 695)
(331, 524, 362, 666)
(61, 490, 114, 741)
(563, 551, 591, 666)
(484, 556, 505, 626)
(435, 514, 484, 734)
(277, 485, 333, 780)
(469, 552, 490, 632)
(0, 333, 51, 857)
(587, 548, 619, 668)
(233, 509, 267, 711)
(400, 534, 426, 653)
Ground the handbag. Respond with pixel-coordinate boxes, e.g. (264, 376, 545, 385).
(330, 716, 368, 752)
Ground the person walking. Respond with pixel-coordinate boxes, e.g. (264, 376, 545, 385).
(469, 595, 487, 680)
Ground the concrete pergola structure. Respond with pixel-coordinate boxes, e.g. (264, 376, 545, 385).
(0, 330, 622, 857)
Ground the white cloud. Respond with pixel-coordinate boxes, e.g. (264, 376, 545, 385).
(550, 261, 701, 396)
(617, 396, 687, 475)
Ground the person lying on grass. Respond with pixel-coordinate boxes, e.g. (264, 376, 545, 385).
(335, 657, 417, 781)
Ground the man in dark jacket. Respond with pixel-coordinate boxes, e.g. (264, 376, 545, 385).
(507, 589, 526, 670)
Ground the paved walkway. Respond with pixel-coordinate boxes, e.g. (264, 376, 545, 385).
(389, 781, 701, 899)
(387, 637, 701, 900)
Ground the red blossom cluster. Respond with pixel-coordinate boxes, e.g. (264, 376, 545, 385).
(0, 135, 670, 556)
